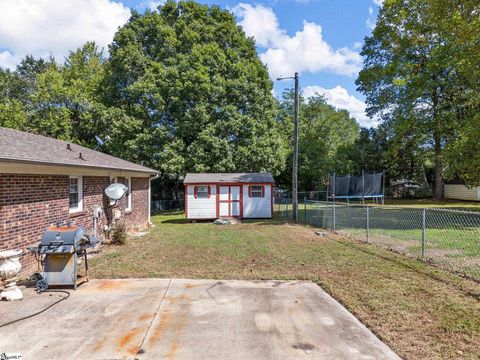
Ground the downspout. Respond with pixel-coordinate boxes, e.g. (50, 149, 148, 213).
(149, 173, 159, 226)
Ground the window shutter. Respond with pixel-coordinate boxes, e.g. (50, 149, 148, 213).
(261, 185, 265, 198)
(208, 186, 211, 198)
(248, 186, 252, 198)
(194, 186, 198, 199)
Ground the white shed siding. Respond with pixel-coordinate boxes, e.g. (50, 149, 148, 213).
(187, 185, 217, 218)
(242, 184, 272, 218)
(444, 185, 480, 201)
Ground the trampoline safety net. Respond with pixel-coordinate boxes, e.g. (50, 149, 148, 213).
(330, 173, 383, 198)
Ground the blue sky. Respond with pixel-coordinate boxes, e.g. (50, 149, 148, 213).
(0, 0, 382, 126)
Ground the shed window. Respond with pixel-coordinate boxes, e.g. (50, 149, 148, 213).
(69, 176, 83, 212)
(195, 186, 210, 199)
(249, 185, 264, 198)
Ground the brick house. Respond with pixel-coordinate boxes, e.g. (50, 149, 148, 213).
(0, 127, 158, 275)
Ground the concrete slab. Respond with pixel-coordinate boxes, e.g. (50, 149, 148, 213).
(0, 279, 400, 360)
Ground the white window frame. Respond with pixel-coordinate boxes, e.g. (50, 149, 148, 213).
(250, 185, 263, 198)
(195, 185, 210, 199)
(125, 177, 132, 211)
(69, 176, 83, 213)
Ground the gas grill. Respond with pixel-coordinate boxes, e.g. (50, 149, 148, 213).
(28, 222, 100, 292)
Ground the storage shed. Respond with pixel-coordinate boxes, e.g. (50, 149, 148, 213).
(184, 173, 274, 220)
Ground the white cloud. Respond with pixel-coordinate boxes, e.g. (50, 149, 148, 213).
(366, 6, 376, 30)
(0, 50, 17, 69)
(303, 85, 378, 127)
(232, 3, 283, 48)
(232, 3, 361, 79)
(353, 42, 363, 50)
(141, 0, 167, 10)
(0, 0, 131, 69)
(366, 0, 384, 31)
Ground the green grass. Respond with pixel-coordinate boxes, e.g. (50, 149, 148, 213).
(276, 202, 480, 279)
(384, 198, 480, 211)
(90, 212, 480, 360)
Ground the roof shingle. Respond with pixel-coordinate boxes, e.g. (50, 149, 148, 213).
(0, 127, 157, 174)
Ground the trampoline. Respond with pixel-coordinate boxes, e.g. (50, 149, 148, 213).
(328, 171, 385, 204)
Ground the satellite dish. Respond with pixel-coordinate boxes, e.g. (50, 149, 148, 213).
(105, 183, 128, 205)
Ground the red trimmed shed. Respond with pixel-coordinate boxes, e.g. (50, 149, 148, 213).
(184, 173, 274, 220)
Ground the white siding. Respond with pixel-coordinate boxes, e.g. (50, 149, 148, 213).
(445, 185, 480, 201)
(187, 185, 217, 219)
(242, 184, 272, 218)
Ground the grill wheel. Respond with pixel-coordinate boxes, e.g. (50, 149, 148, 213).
(36, 279, 48, 292)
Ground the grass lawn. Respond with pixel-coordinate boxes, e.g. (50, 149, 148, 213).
(383, 198, 480, 211)
(90, 212, 480, 360)
(279, 201, 480, 280)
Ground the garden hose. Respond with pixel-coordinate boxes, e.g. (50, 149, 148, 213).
(0, 290, 70, 328)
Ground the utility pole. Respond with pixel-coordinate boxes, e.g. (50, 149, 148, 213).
(277, 72, 299, 223)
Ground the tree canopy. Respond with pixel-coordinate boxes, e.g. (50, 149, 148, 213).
(276, 91, 359, 191)
(104, 1, 287, 176)
(8, 0, 477, 197)
(0, 1, 288, 196)
(356, 0, 480, 197)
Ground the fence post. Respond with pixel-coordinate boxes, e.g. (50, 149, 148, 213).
(333, 201, 336, 232)
(366, 205, 370, 243)
(304, 197, 307, 223)
(421, 209, 426, 258)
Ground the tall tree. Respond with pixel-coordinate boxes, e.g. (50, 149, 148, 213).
(104, 0, 287, 178)
(350, 127, 386, 174)
(0, 56, 54, 130)
(356, 0, 480, 198)
(277, 91, 359, 191)
(438, 0, 480, 186)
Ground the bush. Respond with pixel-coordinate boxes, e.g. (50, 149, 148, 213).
(111, 222, 127, 245)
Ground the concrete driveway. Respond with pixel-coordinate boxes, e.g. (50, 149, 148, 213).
(0, 279, 400, 359)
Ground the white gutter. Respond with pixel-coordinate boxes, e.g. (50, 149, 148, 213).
(149, 173, 160, 226)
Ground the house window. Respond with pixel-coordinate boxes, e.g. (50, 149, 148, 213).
(195, 186, 210, 199)
(250, 185, 264, 198)
(125, 177, 132, 211)
(69, 176, 83, 212)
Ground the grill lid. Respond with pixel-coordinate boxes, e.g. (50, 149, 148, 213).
(41, 223, 86, 246)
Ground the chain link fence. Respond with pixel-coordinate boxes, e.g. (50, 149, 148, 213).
(151, 199, 185, 213)
(274, 198, 480, 280)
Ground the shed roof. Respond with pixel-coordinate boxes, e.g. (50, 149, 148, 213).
(184, 173, 274, 184)
(0, 127, 157, 174)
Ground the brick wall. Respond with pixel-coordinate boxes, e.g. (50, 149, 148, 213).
(0, 174, 150, 276)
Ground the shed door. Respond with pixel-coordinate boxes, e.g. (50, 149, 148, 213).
(219, 186, 229, 217)
(218, 186, 241, 217)
(230, 186, 240, 216)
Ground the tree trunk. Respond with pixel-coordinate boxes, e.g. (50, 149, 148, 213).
(432, 88, 443, 200)
(422, 166, 430, 191)
(433, 133, 443, 199)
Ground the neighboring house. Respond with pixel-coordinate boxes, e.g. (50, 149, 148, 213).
(445, 184, 480, 201)
(0, 127, 158, 275)
(184, 173, 274, 220)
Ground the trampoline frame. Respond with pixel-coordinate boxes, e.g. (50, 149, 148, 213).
(328, 170, 385, 205)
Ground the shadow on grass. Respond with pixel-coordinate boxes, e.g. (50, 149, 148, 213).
(160, 219, 289, 225)
(159, 218, 188, 224)
(152, 210, 185, 216)
(245, 220, 291, 226)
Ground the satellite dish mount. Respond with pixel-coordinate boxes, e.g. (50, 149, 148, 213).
(104, 183, 128, 206)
